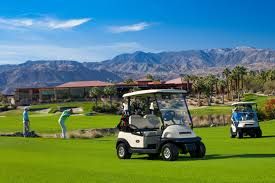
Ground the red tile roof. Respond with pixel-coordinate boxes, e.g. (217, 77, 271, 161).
(56, 81, 113, 88)
(148, 81, 162, 85)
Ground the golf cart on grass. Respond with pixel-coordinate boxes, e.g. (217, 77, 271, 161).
(230, 102, 262, 138)
(116, 89, 206, 161)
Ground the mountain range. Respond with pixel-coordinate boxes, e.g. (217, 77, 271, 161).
(0, 61, 121, 94)
(84, 46, 275, 79)
(0, 46, 275, 94)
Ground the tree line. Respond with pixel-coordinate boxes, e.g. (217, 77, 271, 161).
(89, 86, 117, 108)
(181, 66, 275, 106)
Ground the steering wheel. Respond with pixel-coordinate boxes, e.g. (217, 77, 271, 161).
(163, 110, 176, 124)
(128, 124, 143, 135)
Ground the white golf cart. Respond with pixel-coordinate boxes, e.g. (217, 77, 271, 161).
(230, 102, 262, 138)
(116, 89, 206, 161)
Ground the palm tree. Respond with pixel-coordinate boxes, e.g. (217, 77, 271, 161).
(268, 70, 275, 80)
(192, 77, 204, 106)
(228, 74, 235, 101)
(89, 87, 102, 108)
(132, 86, 141, 92)
(218, 79, 227, 104)
(182, 74, 191, 92)
(124, 78, 134, 84)
(239, 66, 247, 94)
(180, 74, 192, 92)
(232, 66, 241, 101)
(232, 66, 247, 101)
(205, 75, 217, 104)
(146, 74, 154, 80)
(103, 86, 117, 107)
(223, 68, 231, 99)
(260, 70, 268, 82)
(188, 75, 198, 97)
(203, 75, 216, 106)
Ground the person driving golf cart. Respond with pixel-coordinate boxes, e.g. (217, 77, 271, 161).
(231, 107, 242, 127)
(230, 102, 262, 138)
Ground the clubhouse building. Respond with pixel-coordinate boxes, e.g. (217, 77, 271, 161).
(14, 77, 192, 105)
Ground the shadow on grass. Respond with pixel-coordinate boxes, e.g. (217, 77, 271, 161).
(242, 135, 275, 139)
(130, 153, 275, 161)
(205, 153, 275, 160)
(260, 135, 275, 138)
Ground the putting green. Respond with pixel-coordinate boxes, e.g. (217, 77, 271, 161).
(0, 121, 275, 183)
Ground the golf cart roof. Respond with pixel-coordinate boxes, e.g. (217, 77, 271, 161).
(231, 102, 256, 106)
(123, 89, 187, 98)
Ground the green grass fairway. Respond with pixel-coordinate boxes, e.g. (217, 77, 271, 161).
(244, 93, 275, 108)
(0, 121, 275, 183)
(0, 114, 120, 133)
(190, 105, 231, 116)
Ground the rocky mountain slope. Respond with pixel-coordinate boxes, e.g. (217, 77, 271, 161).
(84, 47, 275, 79)
(0, 60, 121, 94)
(1, 46, 275, 94)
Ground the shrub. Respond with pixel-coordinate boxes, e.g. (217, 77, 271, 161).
(0, 105, 9, 112)
(264, 99, 275, 119)
(257, 108, 266, 121)
(92, 105, 118, 113)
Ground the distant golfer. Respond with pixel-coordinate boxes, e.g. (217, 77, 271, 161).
(22, 107, 30, 137)
(58, 109, 73, 139)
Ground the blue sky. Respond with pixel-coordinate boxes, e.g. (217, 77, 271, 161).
(0, 0, 275, 64)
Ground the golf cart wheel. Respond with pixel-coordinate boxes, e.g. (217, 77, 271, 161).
(237, 131, 243, 139)
(161, 143, 179, 161)
(256, 128, 262, 138)
(190, 142, 206, 158)
(197, 142, 206, 158)
(230, 127, 236, 138)
(117, 143, 132, 159)
(148, 153, 160, 160)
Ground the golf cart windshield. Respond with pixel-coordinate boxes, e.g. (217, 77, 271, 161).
(232, 104, 258, 122)
(156, 93, 192, 128)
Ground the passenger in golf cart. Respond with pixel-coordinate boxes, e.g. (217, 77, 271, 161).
(231, 105, 257, 125)
(116, 89, 206, 161)
(230, 102, 262, 138)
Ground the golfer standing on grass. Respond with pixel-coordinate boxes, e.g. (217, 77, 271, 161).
(22, 107, 30, 137)
(58, 109, 73, 139)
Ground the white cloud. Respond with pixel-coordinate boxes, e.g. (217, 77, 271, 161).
(45, 18, 91, 29)
(0, 17, 91, 30)
(0, 42, 149, 64)
(108, 22, 151, 33)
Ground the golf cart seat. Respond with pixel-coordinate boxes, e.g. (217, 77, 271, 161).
(129, 115, 161, 136)
(144, 114, 161, 129)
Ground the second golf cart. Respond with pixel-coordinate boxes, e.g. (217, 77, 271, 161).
(116, 89, 206, 161)
(230, 102, 262, 138)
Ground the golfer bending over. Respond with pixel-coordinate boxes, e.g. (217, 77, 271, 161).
(23, 107, 30, 137)
(58, 109, 73, 139)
